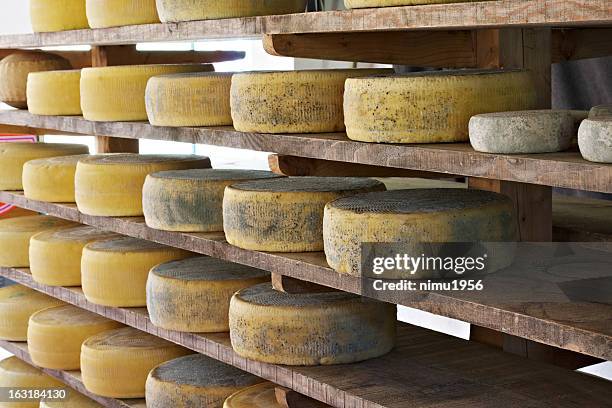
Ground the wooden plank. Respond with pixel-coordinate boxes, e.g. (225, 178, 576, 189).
(0, 191, 610, 361)
(1, 267, 611, 408)
(275, 387, 331, 408)
(552, 28, 612, 62)
(552, 195, 612, 242)
(0, 340, 144, 408)
(0, 111, 610, 193)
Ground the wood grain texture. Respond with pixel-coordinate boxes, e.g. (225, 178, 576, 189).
(552, 28, 612, 62)
(0, 267, 611, 408)
(0, 111, 610, 193)
(0, 191, 610, 361)
(0, 340, 144, 408)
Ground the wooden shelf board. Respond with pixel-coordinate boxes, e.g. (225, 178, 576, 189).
(1, 110, 611, 193)
(0, 340, 144, 408)
(1, 191, 610, 362)
(0, 1, 610, 48)
(1, 267, 611, 408)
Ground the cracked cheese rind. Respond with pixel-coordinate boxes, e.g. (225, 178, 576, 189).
(229, 283, 396, 365)
(85, 0, 159, 28)
(578, 118, 612, 163)
(157, 0, 307, 22)
(30, 0, 89, 32)
(223, 177, 386, 252)
(27, 69, 82, 115)
(223, 383, 282, 408)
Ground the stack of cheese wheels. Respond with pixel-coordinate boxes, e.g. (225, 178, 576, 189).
(0, 51, 71, 108)
(146, 354, 264, 407)
(22, 154, 98, 202)
(30, 0, 89, 32)
(143, 169, 282, 232)
(157, 0, 307, 22)
(27, 70, 82, 115)
(40, 389, 103, 407)
(579, 118, 612, 163)
(27, 304, 123, 370)
(345, 0, 479, 7)
(75, 154, 211, 216)
(469, 110, 576, 154)
(0, 357, 62, 404)
(80, 64, 213, 121)
(323, 189, 517, 276)
(223, 177, 385, 252)
(29, 225, 118, 286)
(230, 69, 391, 133)
(0, 142, 89, 190)
(229, 283, 396, 365)
(81, 236, 191, 307)
(85, 0, 159, 28)
(344, 70, 537, 143)
(80, 327, 191, 398)
(0, 215, 76, 267)
(223, 383, 284, 408)
(145, 72, 234, 127)
(589, 104, 612, 118)
(0, 285, 64, 341)
(147, 256, 270, 332)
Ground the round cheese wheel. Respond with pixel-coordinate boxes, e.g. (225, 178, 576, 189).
(85, 0, 159, 28)
(223, 383, 282, 408)
(0, 356, 62, 408)
(157, 0, 307, 22)
(30, 0, 89, 32)
(40, 389, 103, 407)
(27, 69, 82, 115)
(578, 118, 612, 163)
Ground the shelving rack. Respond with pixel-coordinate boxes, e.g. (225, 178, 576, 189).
(0, 1, 611, 407)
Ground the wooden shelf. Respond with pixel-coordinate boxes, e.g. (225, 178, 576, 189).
(1, 267, 611, 408)
(0, 1, 609, 48)
(1, 191, 610, 362)
(0, 340, 144, 408)
(1, 110, 611, 193)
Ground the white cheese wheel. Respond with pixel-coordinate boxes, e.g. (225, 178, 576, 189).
(578, 118, 612, 163)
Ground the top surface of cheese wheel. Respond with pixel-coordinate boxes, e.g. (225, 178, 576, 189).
(0, 355, 53, 377)
(83, 326, 178, 350)
(40, 390, 103, 407)
(29, 304, 113, 327)
(234, 282, 360, 307)
(0, 215, 72, 233)
(78, 153, 208, 166)
(229, 176, 383, 193)
(30, 0, 89, 32)
(86, 0, 160, 28)
(0, 284, 58, 307)
(149, 168, 279, 182)
(27, 69, 82, 115)
(24, 153, 90, 168)
(223, 383, 281, 408)
(31, 225, 116, 244)
(150, 256, 269, 281)
(0, 142, 88, 158)
(156, 0, 307, 22)
(85, 236, 170, 252)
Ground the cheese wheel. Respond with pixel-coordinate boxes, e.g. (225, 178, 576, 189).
(230, 283, 396, 365)
(223, 177, 386, 252)
(27, 305, 123, 370)
(85, 0, 159, 28)
(146, 354, 264, 408)
(0, 357, 62, 408)
(223, 383, 282, 408)
(0, 51, 71, 109)
(80, 327, 191, 398)
(40, 390, 103, 407)
(147, 256, 270, 332)
(578, 118, 612, 163)
(0, 142, 89, 190)
(345, 0, 480, 7)
(469, 110, 576, 154)
(344, 70, 537, 143)
(30, 0, 89, 32)
(81, 236, 192, 307)
(0, 215, 77, 267)
(230, 69, 392, 133)
(74, 154, 211, 216)
(143, 169, 282, 232)
(589, 104, 612, 118)
(80, 64, 213, 121)
(27, 70, 82, 115)
(0, 285, 64, 341)
(29, 225, 119, 286)
(156, 0, 307, 22)
(145, 72, 234, 127)
(323, 189, 517, 276)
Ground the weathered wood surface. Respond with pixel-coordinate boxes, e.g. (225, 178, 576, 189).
(0, 0, 610, 48)
(0, 111, 610, 193)
(552, 28, 612, 62)
(0, 340, 144, 408)
(1, 267, 611, 408)
(0, 191, 610, 361)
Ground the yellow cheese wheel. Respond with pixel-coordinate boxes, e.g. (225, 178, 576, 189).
(344, 70, 537, 143)
(80, 64, 214, 121)
(26, 70, 82, 115)
(29, 225, 118, 286)
(40, 389, 103, 407)
(147, 256, 270, 332)
(80, 327, 191, 398)
(223, 177, 385, 252)
(345, 0, 480, 7)
(145, 72, 234, 127)
(230, 69, 392, 133)
(81, 236, 192, 307)
(223, 383, 282, 408)
(30, 0, 89, 32)
(85, 0, 159, 28)
(0, 51, 72, 109)
(0, 215, 77, 267)
(143, 169, 282, 232)
(27, 304, 123, 370)
(0, 142, 89, 190)
(146, 354, 264, 407)
(323, 188, 517, 276)
(74, 154, 211, 216)
(229, 283, 396, 365)
(0, 285, 64, 341)
(157, 0, 307, 22)
(0, 357, 62, 408)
